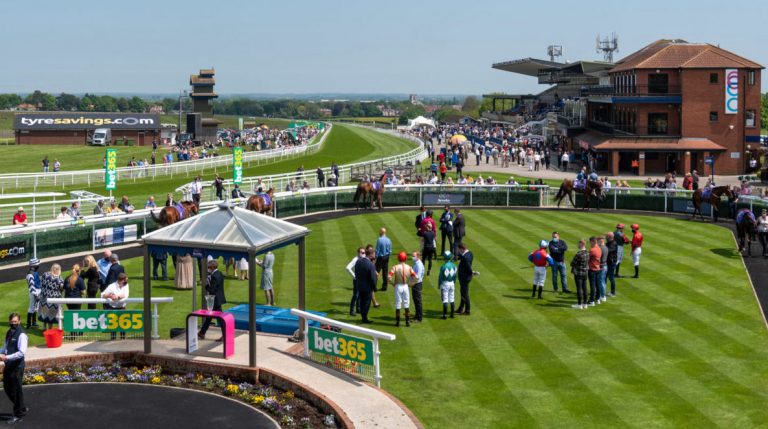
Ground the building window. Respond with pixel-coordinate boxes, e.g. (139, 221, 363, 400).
(746, 110, 756, 127)
(648, 113, 669, 134)
(648, 74, 669, 94)
(709, 73, 718, 84)
(748, 70, 756, 85)
(710, 111, 718, 122)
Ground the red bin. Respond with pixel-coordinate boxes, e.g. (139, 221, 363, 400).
(43, 328, 64, 348)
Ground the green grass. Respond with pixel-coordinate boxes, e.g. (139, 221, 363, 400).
(2, 210, 765, 427)
(20, 124, 417, 216)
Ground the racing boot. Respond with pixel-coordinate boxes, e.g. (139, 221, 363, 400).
(531, 285, 537, 298)
(395, 309, 400, 327)
(538, 286, 544, 299)
(633, 266, 639, 278)
(405, 309, 410, 327)
(26, 313, 33, 329)
(442, 304, 448, 320)
(450, 303, 455, 318)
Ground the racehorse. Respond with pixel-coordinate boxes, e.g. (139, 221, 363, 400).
(554, 179, 604, 210)
(150, 201, 199, 227)
(245, 187, 275, 215)
(736, 209, 757, 256)
(691, 186, 731, 222)
(354, 174, 386, 210)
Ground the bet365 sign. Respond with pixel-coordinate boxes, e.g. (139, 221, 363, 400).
(309, 327, 373, 365)
(63, 310, 143, 332)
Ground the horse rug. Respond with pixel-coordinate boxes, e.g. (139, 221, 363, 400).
(173, 203, 186, 220)
(701, 188, 712, 200)
(736, 210, 755, 224)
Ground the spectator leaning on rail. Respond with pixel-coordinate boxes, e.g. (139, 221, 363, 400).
(548, 232, 570, 293)
(93, 200, 106, 215)
(12, 207, 27, 226)
(101, 272, 129, 340)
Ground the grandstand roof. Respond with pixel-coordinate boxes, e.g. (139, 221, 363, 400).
(492, 58, 565, 76)
(611, 39, 763, 72)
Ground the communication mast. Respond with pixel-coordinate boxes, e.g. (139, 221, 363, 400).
(596, 33, 619, 62)
(547, 45, 563, 62)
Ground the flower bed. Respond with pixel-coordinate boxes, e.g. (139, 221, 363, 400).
(18, 363, 338, 428)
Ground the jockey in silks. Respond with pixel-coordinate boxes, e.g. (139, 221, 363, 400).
(575, 167, 587, 190)
(587, 171, 601, 196)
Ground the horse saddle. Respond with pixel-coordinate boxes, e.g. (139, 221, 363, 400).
(736, 210, 755, 224)
(701, 188, 712, 200)
(574, 179, 585, 190)
(372, 182, 381, 192)
(173, 203, 186, 220)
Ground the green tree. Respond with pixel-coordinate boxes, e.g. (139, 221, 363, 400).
(461, 96, 480, 116)
(362, 103, 382, 117)
(56, 93, 80, 111)
(94, 95, 118, 112)
(40, 93, 57, 111)
(129, 96, 147, 113)
(116, 97, 130, 112)
(79, 95, 95, 111)
(398, 105, 427, 125)
(0, 94, 22, 109)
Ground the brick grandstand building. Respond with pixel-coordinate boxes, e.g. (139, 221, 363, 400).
(585, 39, 763, 175)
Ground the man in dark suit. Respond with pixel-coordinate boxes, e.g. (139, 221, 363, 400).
(415, 206, 427, 236)
(151, 249, 168, 281)
(354, 247, 378, 324)
(198, 260, 226, 339)
(456, 243, 477, 315)
(439, 205, 454, 254)
(452, 208, 465, 259)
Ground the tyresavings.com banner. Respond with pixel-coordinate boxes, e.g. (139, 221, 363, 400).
(14, 113, 160, 130)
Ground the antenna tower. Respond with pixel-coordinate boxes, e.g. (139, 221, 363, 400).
(547, 45, 563, 62)
(596, 33, 619, 62)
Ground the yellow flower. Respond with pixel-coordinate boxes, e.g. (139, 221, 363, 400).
(225, 384, 239, 395)
(60, 371, 70, 376)
(150, 376, 162, 385)
(32, 375, 45, 384)
(283, 390, 295, 399)
(251, 395, 265, 405)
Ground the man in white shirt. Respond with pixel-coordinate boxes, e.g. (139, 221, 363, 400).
(346, 247, 365, 316)
(101, 273, 129, 340)
(0, 312, 28, 423)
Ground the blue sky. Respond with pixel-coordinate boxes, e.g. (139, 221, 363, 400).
(2, 0, 766, 95)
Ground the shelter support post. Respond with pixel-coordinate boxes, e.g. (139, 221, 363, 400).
(298, 237, 306, 340)
(248, 250, 257, 368)
(143, 246, 152, 354)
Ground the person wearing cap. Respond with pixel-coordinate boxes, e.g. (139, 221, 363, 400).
(548, 232, 570, 293)
(614, 224, 629, 277)
(631, 224, 643, 278)
(25, 259, 41, 329)
(439, 205, 454, 255)
(438, 251, 458, 319)
(12, 208, 27, 226)
(529, 240, 555, 299)
(388, 251, 416, 327)
(410, 252, 425, 323)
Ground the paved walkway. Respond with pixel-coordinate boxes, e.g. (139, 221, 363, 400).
(460, 161, 745, 186)
(26, 333, 419, 429)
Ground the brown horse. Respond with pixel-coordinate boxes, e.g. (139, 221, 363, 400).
(354, 174, 386, 210)
(150, 201, 199, 227)
(691, 186, 731, 222)
(736, 209, 757, 256)
(554, 179, 604, 210)
(245, 187, 275, 215)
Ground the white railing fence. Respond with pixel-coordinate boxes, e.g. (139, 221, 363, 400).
(47, 297, 174, 339)
(0, 126, 327, 192)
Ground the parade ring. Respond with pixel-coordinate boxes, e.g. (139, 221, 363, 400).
(0, 383, 279, 429)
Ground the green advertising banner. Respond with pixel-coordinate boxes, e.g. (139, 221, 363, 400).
(105, 148, 117, 190)
(233, 147, 243, 184)
(308, 326, 373, 365)
(63, 310, 143, 333)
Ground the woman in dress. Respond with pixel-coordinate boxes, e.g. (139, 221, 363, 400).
(39, 263, 64, 331)
(255, 252, 275, 305)
(81, 256, 100, 310)
(175, 253, 194, 290)
(238, 257, 249, 281)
